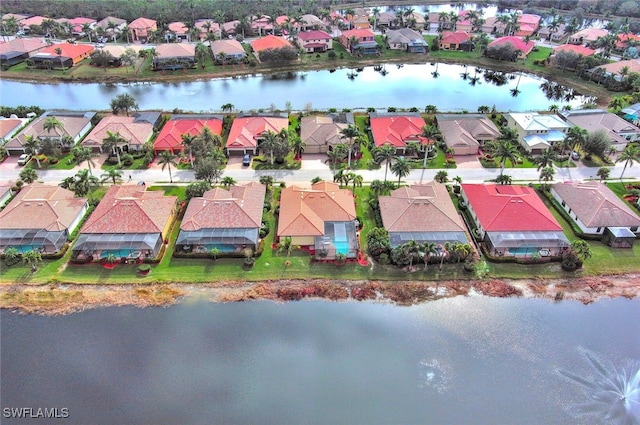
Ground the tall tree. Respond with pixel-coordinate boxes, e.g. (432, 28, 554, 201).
(617, 145, 640, 179)
(373, 144, 396, 182)
(72, 169, 100, 197)
(339, 124, 361, 168)
(535, 148, 558, 171)
(73, 147, 97, 176)
(101, 169, 123, 185)
(110, 93, 139, 116)
(158, 150, 178, 183)
(23, 135, 42, 168)
(391, 156, 410, 185)
(102, 131, 125, 167)
(43, 116, 63, 135)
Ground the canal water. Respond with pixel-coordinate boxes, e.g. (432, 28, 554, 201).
(2, 296, 639, 424)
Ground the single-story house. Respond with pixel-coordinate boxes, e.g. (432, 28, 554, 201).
(436, 114, 501, 155)
(455, 10, 474, 33)
(94, 45, 142, 66)
(487, 36, 535, 59)
(553, 44, 596, 57)
(298, 14, 325, 31)
(300, 113, 353, 154)
(177, 182, 266, 253)
(377, 11, 398, 29)
(538, 23, 568, 42)
(461, 184, 569, 258)
(439, 31, 473, 51)
(0, 117, 26, 143)
(0, 38, 48, 68)
(0, 184, 88, 254)
(594, 59, 640, 80)
(128, 17, 157, 42)
(506, 112, 570, 154)
(568, 28, 608, 46)
(551, 181, 640, 246)
(68, 17, 96, 36)
(380, 182, 469, 248)
(226, 114, 288, 156)
(369, 112, 428, 155)
(615, 33, 640, 51)
(30, 43, 94, 69)
(278, 181, 358, 259)
(340, 28, 379, 55)
(166, 21, 189, 42)
(561, 109, 640, 152)
(152, 43, 196, 70)
(154, 115, 223, 154)
(386, 28, 429, 53)
(72, 185, 177, 261)
(210, 39, 247, 63)
(82, 113, 159, 153)
(222, 20, 240, 36)
(297, 30, 333, 53)
(195, 19, 221, 40)
(250, 35, 293, 53)
(5, 111, 95, 156)
(19, 16, 46, 33)
(95, 16, 127, 36)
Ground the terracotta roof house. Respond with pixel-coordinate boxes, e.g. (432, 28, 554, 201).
(97, 44, 142, 64)
(210, 39, 247, 63)
(152, 43, 195, 70)
(222, 20, 240, 36)
(250, 35, 293, 53)
(67, 17, 96, 35)
(515, 14, 541, 37)
(73, 185, 177, 260)
(377, 12, 398, 29)
(0, 118, 25, 142)
(538, 23, 568, 42)
(154, 115, 223, 154)
(95, 16, 127, 35)
(0, 184, 89, 254)
(439, 31, 473, 51)
(30, 43, 94, 69)
(177, 182, 266, 252)
(250, 15, 273, 36)
(369, 113, 428, 155)
(226, 114, 288, 156)
(128, 17, 157, 42)
(561, 109, 640, 152)
(19, 16, 46, 32)
(278, 181, 358, 259)
(380, 182, 468, 248)
(82, 113, 160, 153)
(407, 11, 427, 30)
(568, 28, 608, 46)
(0, 183, 13, 207)
(615, 33, 640, 51)
(340, 28, 379, 55)
(551, 181, 640, 246)
(461, 184, 569, 258)
(3, 13, 29, 22)
(386, 28, 429, 53)
(506, 112, 570, 154)
(0, 37, 48, 67)
(349, 14, 371, 30)
(435, 114, 501, 155)
(480, 16, 507, 35)
(195, 19, 221, 40)
(166, 21, 189, 42)
(299, 14, 325, 31)
(298, 30, 333, 53)
(487, 36, 535, 59)
(455, 10, 475, 33)
(5, 111, 95, 156)
(595, 59, 640, 78)
(553, 44, 596, 57)
(300, 113, 353, 154)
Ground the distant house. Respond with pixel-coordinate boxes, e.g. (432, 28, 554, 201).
(340, 28, 379, 55)
(72, 185, 177, 261)
(250, 15, 273, 36)
(177, 182, 266, 253)
(82, 113, 160, 153)
(297, 30, 333, 53)
(225, 114, 288, 156)
(95, 16, 127, 36)
(166, 21, 189, 42)
(0, 184, 88, 254)
(210, 39, 247, 63)
(128, 17, 157, 42)
(455, 10, 474, 33)
(568, 28, 608, 46)
(0, 118, 26, 143)
(515, 14, 541, 37)
(436, 114, 501, 155)
(67, 17, 96, 36)
(461, 184, 569, 258)
(480, 16, 506, 35)
(487, 36, 535, 59)
(153, 115, 223, 154)
(561, 109, 640, 152)
(553, 44, 596, 57)
(5, 111, 94, 156)
(30, 43, 94, 69)
(538, 23, 568, 42)
(369, 112, 428, 155)
(0, 38, 48, 68)
(379, 182, 469, 248)
(278, 181, 358, 259)
(152, 43, 195, 70)
(250, 35, 293, 53)
(377, 11, 398, 29)
(195, 19, 221, 41)
(300, 113, 353, 154)
(386, 28, 428, 53)
(594, 59, 640, 80)
(551, 181, 640, 247)
(615, 33, 640, 51)
(439, 31, 473, 51)
(299, 14, 325, 31)
(19, 16, 46, 33)
(222, 20, 240, 36)
(506, 112, 570, 154)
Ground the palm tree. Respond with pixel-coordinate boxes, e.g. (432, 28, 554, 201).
(290, 134, 306, 159)
(617, 145, 640, 179)
(73, 147, 97, 176)
(370, 179, 386, 197)
(54, 47, 64, 70)
(221, 103, 234, 113)
(101, 169, 123, 185)
(221, 176, 236, 189)
(351, 173, 363, 194)
(566, 126, 588, 154)
(435, 170, 448, 183)
(420, 124, 441, 168)
(3, 247, 19, 266)
(19, 167, 38, 184)
(424, 104, 438, 114)
(339, 124, 361, 168)
(405, 240, 421, 269)
(260, 130, 279, 165)
(535, 149, 558, 171)
(181, 133, 197, 166)
(596, 167, 610, 181)
(570, 240, 592, 263)
(158, 151, 178, 183)
(539, 166, 555, 189)
(102, 131, 125, 167)
(495, 174, 512, 185)
(277, 236, 294, 258)
(43, 116, 63, 135)
(259, 175, 274, 190)
(421, 242, 438, 271)
(373, 144, 396, 182)
(609, 96, 627, 112)
(391, 157, 410, 185)
(23, 135, 42, 168)
(489, 137, 519, 176)
(72, 169, 100, 197)
(210, 247, 220, 260)
(22, 250, 42, 272)
(327, 145, 348, 172)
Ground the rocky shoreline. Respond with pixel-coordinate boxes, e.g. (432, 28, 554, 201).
(1, 274, 638, 315)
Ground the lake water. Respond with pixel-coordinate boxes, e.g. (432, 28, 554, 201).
(2, 296, 639, 425)
(0, 63, 588, 113)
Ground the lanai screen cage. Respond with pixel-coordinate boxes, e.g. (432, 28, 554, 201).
(389, 231, 468, 248)
(176, 228, 259, 249)
(73, 233, 162, 255)
(0, 229, 67, 253)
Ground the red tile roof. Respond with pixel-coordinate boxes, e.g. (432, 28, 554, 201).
(0, 38, 48, 55)
(370, 115, 427, 148)
(0, 118, 23, 140)
(181, 182, 266, 231)
(168, 21, 188, 34)
(553, 44, 595, 56)
(81, 185, 176, 234)
(154, 118, 223, 152)
(41, 43, 94, 59)
(226, 116, 288, 149)
(298, 30, 332, 41)
(441, 31, 471, 45)
(129, 17, 156, 29)
(488, 36, 534, 55)
(616, 33, 640, 49)
(462, 184, 562, 232)
(341, 28, 375, 39)
(250, 35, 293, 52)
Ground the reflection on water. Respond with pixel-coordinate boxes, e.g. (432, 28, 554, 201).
(417, 358, 452, 394)
(560, 348, 640, 425)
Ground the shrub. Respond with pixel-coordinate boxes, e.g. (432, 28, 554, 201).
(328, 51, 337, 59)
(121, 153, 134, 166)
(48, 157, 59, 165)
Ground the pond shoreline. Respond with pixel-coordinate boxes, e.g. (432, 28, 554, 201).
(1, 273, 637, 316)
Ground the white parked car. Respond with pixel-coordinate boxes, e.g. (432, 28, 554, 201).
(17, 153, 32, 166)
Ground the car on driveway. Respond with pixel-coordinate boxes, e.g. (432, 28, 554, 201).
(242, 154, 251, 166)
(17, 154, 31, 166)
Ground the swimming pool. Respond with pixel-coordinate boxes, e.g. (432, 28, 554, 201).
(100, 249, 141, 259)
(508, 247, 540, 256)
(334, 242, 350, 255)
